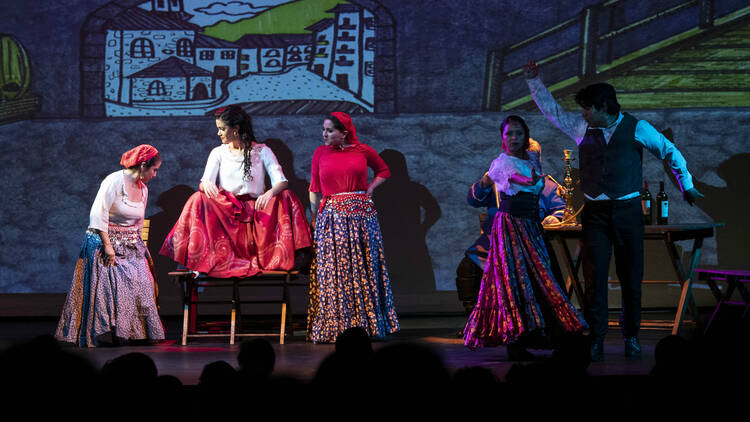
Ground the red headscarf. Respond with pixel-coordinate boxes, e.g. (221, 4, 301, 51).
(330, 111, 359, 144)
(120, 144, 159, 168)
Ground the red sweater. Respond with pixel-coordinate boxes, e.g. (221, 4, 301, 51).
(309, 143, 390, 196)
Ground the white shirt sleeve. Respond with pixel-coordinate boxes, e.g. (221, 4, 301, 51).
(89, 173, 118, 233)
(260, 146, 287, 187)
(201, 147, 221, 185)
(527, 77, 589, 144)
(635, 120, 694, 191)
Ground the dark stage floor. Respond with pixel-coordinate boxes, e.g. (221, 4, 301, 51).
(0, 313, 688, 385)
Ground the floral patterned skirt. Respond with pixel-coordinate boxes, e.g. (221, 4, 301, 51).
(463, 212, 587, 349)
(55, 226, 165, 347)
(306, 192, 399, 343)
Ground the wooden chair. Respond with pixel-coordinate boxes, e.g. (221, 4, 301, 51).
(141, 219, 159, 304)
(141, 219, 150, 246)
(170, 270, 306, 345)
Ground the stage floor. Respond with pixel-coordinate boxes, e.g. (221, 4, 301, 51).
(0, 313, 680, 385)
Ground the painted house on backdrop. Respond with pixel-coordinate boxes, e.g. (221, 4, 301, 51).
(195, 34, 241, 79)
(104, 1, 239, 104)
(281, 34, 314, 69)
(306, 4, 375, 106)
(103, 6, 203, 104)
(98, 0, 382, 115)
(235, 34, 312, 74)
(129, 56, 214, 102)
(307, 19, 335, 79)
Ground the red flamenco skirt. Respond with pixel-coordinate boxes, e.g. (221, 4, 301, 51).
(159, 189, 312, 278)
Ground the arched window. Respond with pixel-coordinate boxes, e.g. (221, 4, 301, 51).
(263, 49, 280, 58)
(176, 38, 193, 57)
(148, 80, 167, 96)
(264, 59, 281, 67)
(131, 38, 154, 58)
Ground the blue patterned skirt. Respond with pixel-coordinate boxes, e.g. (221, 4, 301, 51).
(55, 226, 165, 347)
(306, 192, 400, 343)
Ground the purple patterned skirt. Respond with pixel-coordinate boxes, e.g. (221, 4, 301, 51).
(306, 192, 399, 343)
(55, 225, 165, 347)
(463, 212, 587, 349)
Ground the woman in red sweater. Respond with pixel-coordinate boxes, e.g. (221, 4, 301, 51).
(306, 112, 400, 343)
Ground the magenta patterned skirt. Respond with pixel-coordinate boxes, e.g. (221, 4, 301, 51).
(463, 212, 587, 349)
(306, 192, 399, 343)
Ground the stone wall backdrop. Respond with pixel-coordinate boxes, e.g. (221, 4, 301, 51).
(2, 110, 748, 314)
(1, 0, 748, 315)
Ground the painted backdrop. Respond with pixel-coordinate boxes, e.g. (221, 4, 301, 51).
(1, 0, 749, 315)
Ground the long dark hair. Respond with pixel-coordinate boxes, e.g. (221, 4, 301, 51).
(215, 105, 257, 180)
(499, 115, 530, 158)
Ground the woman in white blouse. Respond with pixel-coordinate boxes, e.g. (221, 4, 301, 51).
(160, 105, 312, 278)
(463, 116, 587, 359)
(56, 144, 165, 347)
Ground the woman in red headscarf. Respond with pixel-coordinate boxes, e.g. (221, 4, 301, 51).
(159, 105, 311, 278)
(306, 112, 400, 343)
(56, 144, 165, 347)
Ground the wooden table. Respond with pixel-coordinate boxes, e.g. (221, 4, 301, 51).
(693, 269, 750, 333)
(545, 223, 723, 334)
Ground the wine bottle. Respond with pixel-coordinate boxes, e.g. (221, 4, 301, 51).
(656, 181, 668, 225)
(641, 181, 653, 225)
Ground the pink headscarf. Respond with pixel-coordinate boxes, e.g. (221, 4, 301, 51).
(120, 144, 159, 168)
(330, 112, 360, 144)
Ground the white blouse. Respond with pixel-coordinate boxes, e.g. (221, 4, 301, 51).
(201, 143, 287, 197)
(488, 152, 544, 196)
(89, 170, 147, 232)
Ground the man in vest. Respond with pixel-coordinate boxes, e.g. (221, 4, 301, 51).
(524, 61, 702, 361)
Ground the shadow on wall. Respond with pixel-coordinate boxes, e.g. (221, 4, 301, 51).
(691, 153, 750, 270)
(147, 184, 196, 300)
(374, 149, 441, 294)
(263, 138, 311, 218)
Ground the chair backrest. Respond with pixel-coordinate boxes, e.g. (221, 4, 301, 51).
(141, 219, 150, 246)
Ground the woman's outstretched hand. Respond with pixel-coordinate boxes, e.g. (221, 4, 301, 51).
(523, 60, 539, 79)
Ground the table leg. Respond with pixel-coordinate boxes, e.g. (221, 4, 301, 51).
(666, 236, 704, 335)
(555, 236, 585, 307)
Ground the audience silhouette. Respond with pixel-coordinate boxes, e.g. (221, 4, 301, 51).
(1, 319, 747, 415)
